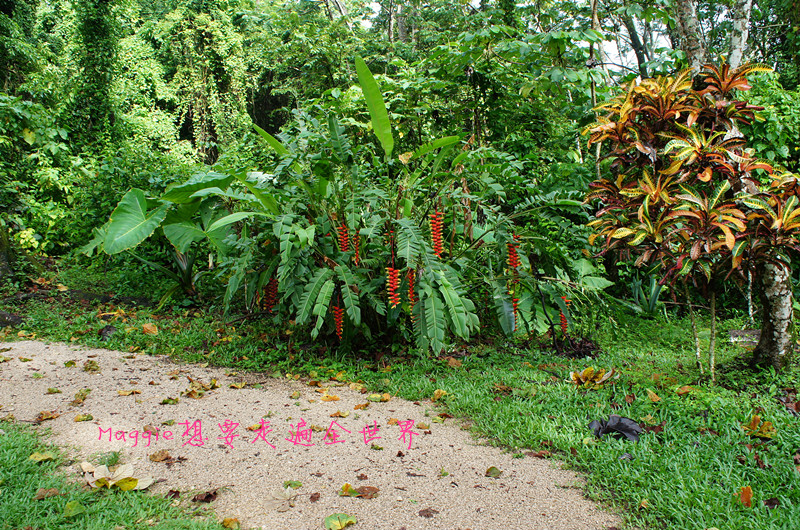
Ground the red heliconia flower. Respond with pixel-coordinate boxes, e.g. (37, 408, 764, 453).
(407, 268, 417, 312)
(430, 210, 444, 258)
(263, 277, 278, 313)
(561, 295, 571, 307)
(332, 304, 345, 340)
(386, 267, 401, 308)
(338, 223, 349, 252)
(352, 232, 360, 265)
(559, 310, 568, 335)
(512, 297, 520, 332)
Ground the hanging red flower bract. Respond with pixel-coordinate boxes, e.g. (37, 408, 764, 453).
(386, 267, 401, 308)
(332, 304, 345, 340)
(430, 210, 444, 258)
(263, 277, 278, 313)
(407, 268, 417, 312)
(559, 296, 570, 335)
(338, 223, 349, 252)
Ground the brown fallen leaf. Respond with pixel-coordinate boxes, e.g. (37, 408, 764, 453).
(33, 488, 62, 500)
(142, 323, 158, 335)
(625, 394, 635, 404)
(184, 389, 205, 399)
(525, 450, 552, 458)
(354, 403, 369, 410)
(355, 486, 379, 499)
(737, 485, 753, 508)
(118, 389, 141, 396)
(418, 507, 439, 518)
(446, 356, 462, 368)
(676, 385, 695, 396)
(36, 411, 60, 422)
(167, 490, 180, 499)
(149, 450, 171, 462)
(646, 389, 661, 402)
(310, 492, 321, 502)
(764, 497, 780, 509)
(193, 489, 218, 503)
(82, 360, 99, 373)
(357, 473, 368, 480)
(330, 411, 349, 418)
(221, 518, 240, 529)
(387, 418, 399, 425)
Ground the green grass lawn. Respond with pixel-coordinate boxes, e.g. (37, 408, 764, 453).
(2, 280, 799, 529)
(0, 422, 225, 530)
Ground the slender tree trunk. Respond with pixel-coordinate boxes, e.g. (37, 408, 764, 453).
(674, 0, 706, 71)
(753, 261, 794, 370)
(729, 0, 753, 69)
(685, 281, 704, 374)
(0, 224, 12, 280)
(622, 15, 648, 78)
(709, 290, 717, 383)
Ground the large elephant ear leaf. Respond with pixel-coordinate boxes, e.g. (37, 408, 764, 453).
(355, 55, 393, 159)
(104, 189, 169, 254)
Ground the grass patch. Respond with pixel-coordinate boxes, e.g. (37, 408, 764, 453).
(0, 422, 224, 530)
(3, 271, 799, 530)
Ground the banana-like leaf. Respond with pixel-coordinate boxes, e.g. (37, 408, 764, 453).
(297, 268, 334, 325)
(335, 265, 362, 325)
(355, 56, 393, 158)
(492, 281, 516, 336)
(311, 278, 335, 338)
(327, 114, 352, 163)
(253, 124, 291, 156)
(232, 173, 280, 215)
(104, 189, 170, 254)
(410, 136, 460, 161)
(207, 212, 266, 233)
(161, 172, 234, 203)
(423, 286, 446, 354)
(436, 271, 471, 339)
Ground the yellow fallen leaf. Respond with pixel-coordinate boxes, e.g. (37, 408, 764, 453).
(330, 410, 350, 418)
(321, 393, 340, 402)
(229, 382, 246, 389)
(149, 450, 171, 462)
(142, 323, 158, 335)
(646, 389, 661, 402)
(222, 518, 240, 529)
(118, 389, 141, 396)
(387, 418, 399, 425)
(74, 414, 93, 422)
(432, 389, 447, 402)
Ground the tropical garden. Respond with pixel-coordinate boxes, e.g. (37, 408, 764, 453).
(1, 0, 800, 528)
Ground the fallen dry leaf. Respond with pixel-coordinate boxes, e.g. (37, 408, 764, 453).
(354, 403, 369, 410)
(310, 492, 321, 502)
(737, 485, 753, 508)
(221, 518, 240, 529)
(149, 450, 171, 462)
(33, 488, 62, 500)
(73, 414, 93, 422)
(118, 389, 141, 396)
(485, 466, 502, 478)
(646, 389, 661, 402)
(418, 507, 439, 518)
(525, 450, 552, 458)
(446, 356, 462, 368)
(167, 490, 180, 499)
(387, 418, 399, 425)
(676, 385, 695, 396)
(142, 323, 158, 335)
(330, 410, 349, 418)
(321, 393, 340, 402)
(35, 411, 60, 422)
(432, 389, 447, 402)
(29, 451, 56, 462)
(192, 489, 218, 503)
(355, 486, 379, 499)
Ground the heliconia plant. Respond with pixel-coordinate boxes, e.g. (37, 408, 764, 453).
(85, 56, 614, 353)
(585, 63, 800, 376)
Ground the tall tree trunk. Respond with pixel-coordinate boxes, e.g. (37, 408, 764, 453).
(0, 224, 13, 280)
(728, 0, 753, 69)
(753, 261, 793, 370)
(674, 0, 706, 71)
(622, 15, 648, 78)
(397, 4, 409, 42)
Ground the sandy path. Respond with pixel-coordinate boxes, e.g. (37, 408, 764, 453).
(0, 340, 623, 530)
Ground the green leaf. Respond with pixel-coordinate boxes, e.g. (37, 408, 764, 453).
(424, 287, 446, 354)
(206, 212, 266, 233)
(335, 265, 362, 325)
(253, 124, 290, 156)
(63, 500, 86, 518)
(104, 189, 170, 254)
(324, 513, 357, 530)
(411, 136, 460, 161)
(231, 172, 280, 215)
(311, 278, 335, 339)
(161, 172, 234, 203)
(355, 56, 393, 158)
(297, 268, 334, 325)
